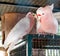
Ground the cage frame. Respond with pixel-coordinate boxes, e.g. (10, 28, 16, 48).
(25, 34, 60, 56)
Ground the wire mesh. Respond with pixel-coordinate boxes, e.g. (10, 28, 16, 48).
(10, 34, 60, 56)
(57, 25, 60, 35)
(32, 35, 60, 56)
(10, 24, 60, 56)
(10, 44, 26, 56)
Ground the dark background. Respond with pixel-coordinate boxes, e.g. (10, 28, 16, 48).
(0, 0, 60, 17)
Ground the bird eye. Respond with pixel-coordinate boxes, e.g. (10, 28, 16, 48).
(42, 13, 44, 15)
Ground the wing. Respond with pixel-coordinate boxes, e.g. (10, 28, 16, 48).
(4, 17, 30, 49)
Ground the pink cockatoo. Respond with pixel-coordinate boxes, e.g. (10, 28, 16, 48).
(36, 4, 58, 34)
(3, 12, 35, 56)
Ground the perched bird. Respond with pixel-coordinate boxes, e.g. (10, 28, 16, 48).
(3, 12, 35, 54)
(36, 4, 58, 34)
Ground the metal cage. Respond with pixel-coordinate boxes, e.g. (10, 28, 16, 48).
(10, 34, 60, 56)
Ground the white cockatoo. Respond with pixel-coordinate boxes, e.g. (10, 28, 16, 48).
(36, 4, 58, 34)
(3, 12, 35, 55)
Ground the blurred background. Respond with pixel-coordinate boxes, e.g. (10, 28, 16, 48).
(0, 0, 60, 56)
(0, 0, 60, 40)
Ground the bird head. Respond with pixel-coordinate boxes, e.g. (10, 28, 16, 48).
(36, 4, 54, 21)
(26, 12, 35, 19)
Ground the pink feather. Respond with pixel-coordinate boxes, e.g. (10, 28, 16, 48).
(36, 4, 58, 34)
(4, 12, 35, 51)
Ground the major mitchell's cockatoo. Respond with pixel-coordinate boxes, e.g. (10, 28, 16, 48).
(3, 12, 35, 55)
(36, 4, 58, 34)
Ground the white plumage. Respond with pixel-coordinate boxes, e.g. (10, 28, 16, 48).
(36, 4, 58, 34)
(3, 12, 35, 55)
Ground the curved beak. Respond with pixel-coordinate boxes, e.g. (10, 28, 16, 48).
(37, 14, 41, 16)
(32, 13, 37, 19)
(32, 13, 41, 21)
